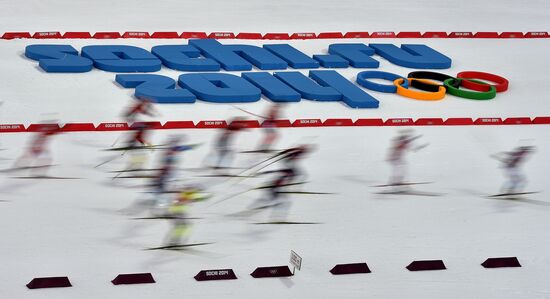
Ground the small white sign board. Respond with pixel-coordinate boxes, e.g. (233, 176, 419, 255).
(290, 250, 302, 271)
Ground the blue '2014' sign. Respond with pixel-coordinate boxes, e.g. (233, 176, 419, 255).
(25, 39, 452, 108)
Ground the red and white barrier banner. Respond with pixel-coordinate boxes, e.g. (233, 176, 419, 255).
(3, 31, 550, 40)
(0, 117, 547, 133)
(1, 31, 550, 40)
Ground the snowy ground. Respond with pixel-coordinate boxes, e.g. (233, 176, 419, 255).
(2, 0, 550, 298)
(0, 125, 549, 299)
(2, 0, 550, 32)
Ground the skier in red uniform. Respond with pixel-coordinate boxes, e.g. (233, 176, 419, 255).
(111, 98, 158, 148)
(125, 122, 153, 149)
(13, 123, 60, 174)
(213, 118, 248, 169)
(258, 103, 283, 152)
(123, 98, 157, 124)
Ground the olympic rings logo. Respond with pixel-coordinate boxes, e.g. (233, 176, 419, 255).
(356, 71, 508, 101)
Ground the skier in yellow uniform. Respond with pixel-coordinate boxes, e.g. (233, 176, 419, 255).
(165, 186, 209, 246)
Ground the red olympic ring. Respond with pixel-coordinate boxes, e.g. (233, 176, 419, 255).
(456, 71, 509, 92)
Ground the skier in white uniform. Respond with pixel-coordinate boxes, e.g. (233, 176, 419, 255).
(493, 145, 535, 194)
(387, 129, 424, 189)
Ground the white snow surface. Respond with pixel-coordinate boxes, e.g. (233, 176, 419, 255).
(1, 1, 550, 298)
(1, 0, 550, 32)
(1, 126, 549, 299)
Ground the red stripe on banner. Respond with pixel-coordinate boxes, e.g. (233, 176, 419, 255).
(323, 119, 354, 126)
(503, 117, 532, 125)
(123, 32, 151, 39)
(62, 32, 92, 39)
(196, 120, 227, 128)
(474, 117, 503, 125)
(2, 32, 31, 39)
(26, 123, 61, 132)
(317, 32, 343, 39)
(354, 118, 384, 126)
(93, 32, 121, 39)
(291, 32, 317, 39)
(236, 32, 263, 39)
(263, 33, 291, 40)
(415, 118, 444, 125)
(499, 32, 524, 38)
(263, 119, 292, 128)
(292, 119, 323, 127)
(370, 31, 396, 38)
(230, 119, 260, 128)
(533, 117, 550, 124)
(151, 32, 180, 39)
(182, 32, 208, 39)
(525, 31, 549, 38)
(344, 32, 370, 38)
(384, 118, 414, 126)
(474, 32, 499, 38)
(397, 32, 422, 38)
(0, 124, 25, 132)
(449, 32, 474, 38)
(32, 32, 62, 39)
(130, 121, 163, 129)
(422, 32, 448, 38)
(163, 121, 195, 129)
(444, 118, 474, 125)
(61, 123, 96, 132)
(96, 123, 130, 131)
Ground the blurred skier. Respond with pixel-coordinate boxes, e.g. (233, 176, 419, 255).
(247, 144, 312, 221)
(13, 123, 60, 174)
(123, 98, 157, 124)
(115, 122, 154, 172)
(274, 144, 311, 182)
(492, 145, 535, 194)
(211, 117, 248, 169)
(164, 186, 209, 246)
(125, 122, 153, 148)
(111, 98, 158, 148)
(123, 136, 199, 217)
(386, 129, 426, 189)
(153, 135, 194, 198)
(258, 103, 283, 152)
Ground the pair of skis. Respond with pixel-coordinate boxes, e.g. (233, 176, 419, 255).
(373, 181, 541, 200)
(1, 164, 81, 179)
(208, 180, 334, 208)
(95, 144, 161, 168)
(487, 191, 540, 200)
(146, 242, 214, 251)
(372, 181, 442, 197)
(232, 207, 322, 225)
(373, 182, 538, 199)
